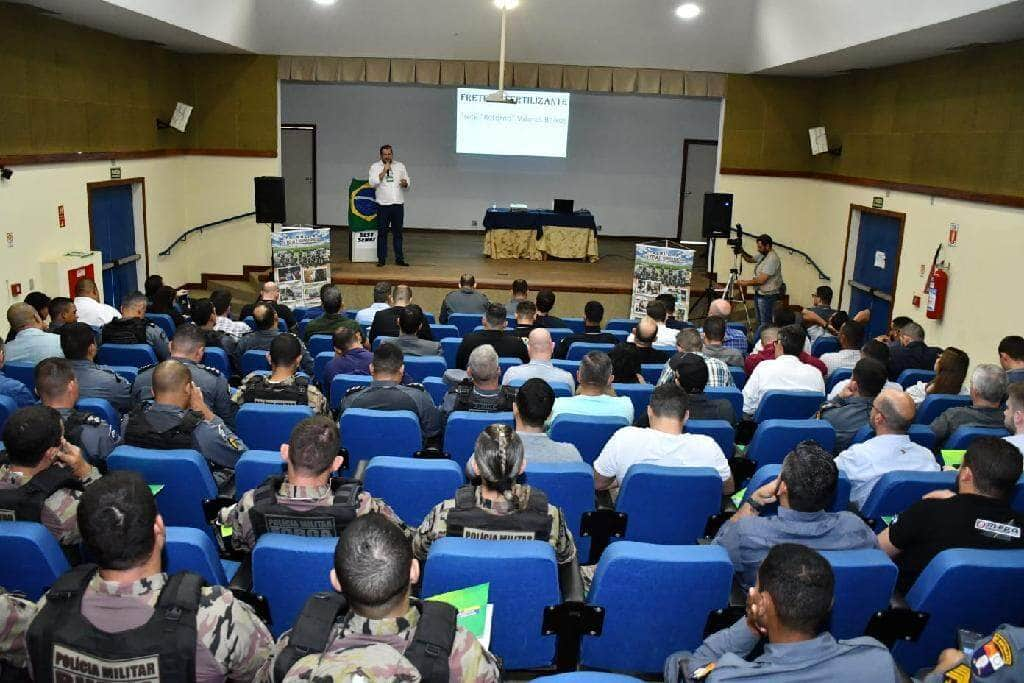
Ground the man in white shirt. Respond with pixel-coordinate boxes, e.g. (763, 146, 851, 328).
(836, 389, 940, 509)
(1004, 382, 1024, 454)
(72, 278, 120, 328)
(627, 300, 677, 346)
(368, 144, 410, 267)
(210, 289, 251, 338)
(742, 324, 825, 416)
(820, 321, 865, 376)
(593, 383, 734, 495)
(503, 328, 576, 393)
(356, 281, 392, 327)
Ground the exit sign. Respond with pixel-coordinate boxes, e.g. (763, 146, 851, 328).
(110, 167, 122, 179)
(872, 196, 883, 208)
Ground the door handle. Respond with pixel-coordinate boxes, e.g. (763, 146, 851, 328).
(104, 254, 142, 270)
(847, 280, 893, 303)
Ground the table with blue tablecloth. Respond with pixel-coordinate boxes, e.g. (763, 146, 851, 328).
(482, 209, 599, 261)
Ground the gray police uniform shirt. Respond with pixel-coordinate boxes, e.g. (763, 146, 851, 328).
(131, 358, 238, 427)
(234, 329, 314, 376)
(920, 623, 1024, 682)
(754, 250, 783, 296)
(380, 333, 443, 356)
(68, 359, 132, 414)
(338, 380, 442, 443)
(440, 288, 490, 323)
(145, 324, 171, 361)
(819, 395, 873, 454)
(57, 407, 120, 464)
(665, 617, 901, 682)
(120, 403, 246, 470)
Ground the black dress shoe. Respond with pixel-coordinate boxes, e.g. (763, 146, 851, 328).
(396, 260, 410, 267)
(376, 261, 385, 267)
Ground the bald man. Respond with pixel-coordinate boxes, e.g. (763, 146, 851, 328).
(369, 284, 435, 344)
(239, 281, 297, 331)
(629, 316, 673, 365)
(835, 389, 939, 509)
(4, 303, 63, 364)
(72, 278, 121, 328)
(707, 299, 749, 354)
(502, 328, 576, 393)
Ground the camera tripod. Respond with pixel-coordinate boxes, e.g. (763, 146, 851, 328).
(689, 241, 753, 330)
(721, 266, 754, 330)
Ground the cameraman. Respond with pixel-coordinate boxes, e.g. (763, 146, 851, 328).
(737, 233, 783, 335)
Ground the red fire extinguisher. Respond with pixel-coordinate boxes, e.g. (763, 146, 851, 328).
(927, 263, 948, 320)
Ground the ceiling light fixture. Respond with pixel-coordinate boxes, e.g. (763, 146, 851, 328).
(311, 0, 337, 6)
(675, 3, 701, 20)
(493, 0, 520, 10)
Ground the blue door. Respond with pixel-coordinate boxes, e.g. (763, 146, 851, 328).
(848, 212, 902, 339)
(89, 184, 139, 307)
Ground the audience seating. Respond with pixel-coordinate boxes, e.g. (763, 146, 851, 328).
(313, 351, 333, 386)
(202, 347, 231, 376)
(1, 361, 35, 394)
(820, 549, 898, 640)
(403, 356, 448, 383)
(240, 349, 272, 375)
(549, 415, 628, 465)
(0, 522, 70, 601)
(1013, 478, 1024, 514)
(753, 390, 826, 422)
(97, 343, 158, 369)
(243, 317, 287, 332)
(329, 373, 372, 409)
(614, 465, 723, 546)
(522, 461, 595, 563)
(705, 386, 743, 418)
(746, 419, 836, 468)
(498, 357, 522, 379)
(561, 317, 586, 334)
(849, 424, 938, 451)
(75, 398, 120, 434)
(422, 312, 436, 324)
(566, 342, 614, 361)
(505, 377, 573, 398)
(300, 307, 324, 320)
(606, 330, 629, 343)
(296, 319, 310, 338)
(164, 526, 239, 585)
(429, 323, 459, 339)
(685, 419, 735, 457)
(447, 313, 484, 337)
(914, 394, 971, 424)
(811, 336, 840, 357)
(826, 367, 853, 393)
(898, 368, 937, 389)
(581, 543, 732, 674)
(108, 364, 138, 384)
(236, 404, 314, 451)
(859, 471, 957, 529)
(443, 411, 515, 468)
(234, 449, 285, 497)
(423, 376, 448, 405)
(728, 366, 746, 389)
(307, 334, 333, 357)
(144, 313, 176, 339)
(341, 408, 422, 459)
(547, 328, 574, 345)
(421, 538, 561, 670)
(552, 359, 580, 374)
(252, 534, 336, 637)
(0, 395, 18, 434)
(362, 456, 464, 526)
(541, 674, 642, 682)
(440, 337, 461, 369)
(944, 426, 1010, 450)
(745, 464, 852, 513)
(604, 319, 637, 333)
(611, 383, 653, 418)
(640, 364, 663, 384)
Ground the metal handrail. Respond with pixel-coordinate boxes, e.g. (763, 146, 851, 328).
(158, 211, 257, 256)
(727, 226, 831, 281)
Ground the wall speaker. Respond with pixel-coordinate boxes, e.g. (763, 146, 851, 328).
(255, 176, 286, 224)
(702, 192, 733, 239)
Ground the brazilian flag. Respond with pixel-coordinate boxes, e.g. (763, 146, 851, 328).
(348, 178, 378, 232)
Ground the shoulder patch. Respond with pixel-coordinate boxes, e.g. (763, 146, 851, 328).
(137, 363, 158, 373)
(345, 385, 367, 395)
(82, 414, 103, 426)
(405, 382, 426, 391)
(195, 363, 222, 377)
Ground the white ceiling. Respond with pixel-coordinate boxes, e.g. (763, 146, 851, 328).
(10, 0, 1024, 76)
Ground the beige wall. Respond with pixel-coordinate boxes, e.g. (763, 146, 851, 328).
(715, 173, 1024, 366)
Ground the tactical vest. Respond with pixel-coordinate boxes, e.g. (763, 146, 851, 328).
(0, 466, 82, 524)
(272, 594, 456, 683)
(451, 379, 516, 413)
(444, 485, 552, 542)
(27, 565, 203, 683)
(249, 475, 363, 540)
(123, 407, 203, 450)
(101, 317, 153, 345)
(62, 409, 102, 451)
(241, 374, 309, 406)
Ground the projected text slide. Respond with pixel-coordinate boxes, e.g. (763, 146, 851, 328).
(456, 88, 570, 158)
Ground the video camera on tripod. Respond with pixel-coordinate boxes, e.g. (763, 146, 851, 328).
(727, 223, 746, 256)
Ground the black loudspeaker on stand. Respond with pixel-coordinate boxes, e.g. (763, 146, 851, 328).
(255, 176, 286, 225)
(702, 192, 733, 239)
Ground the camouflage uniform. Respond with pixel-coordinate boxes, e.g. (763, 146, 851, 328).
(233, 372, 331, 417)
(258, 603, 500, 682)
(216, 478, 411, 553)
(0, 589, 36, 669)
(413, 483, 577, 565)
(0, 464, 100, 545)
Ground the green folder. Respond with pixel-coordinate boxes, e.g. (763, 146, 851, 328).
(731, 488, 747, 508)
(148, 484, 164, 496)
(426, 582, 489, 640)
(941, 450, 967, 468)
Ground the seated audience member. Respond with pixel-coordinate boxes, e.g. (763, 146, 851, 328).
(503, 328, 576, 391)
(148, 285, 187, 327)
(801, 285, 838, 341)
(210, 288, 252, 338)
(745, 321, 827, 378)
(22, 291, 52, 327)
(817, 357, 887, 452)
(1005, 382, 1024, 454)
(35, 358, 120, 465)
(133, 323, 236, 425)
(713, 441, 878, 590)
(26, 471, 272, 680)
(442, 344, 515, 424)
(234, 333, 329, 416)
(189, 297, 240, 372)
(658, 327, 734, 387)
(507, 378, 582, 464)
(656, 293, 684, 330)
(664, 543, 901, 683)
(888, 321, 941, 381)
(820, 320, 865, 376)
(355, 280, 392, 326)
(263, 513, 500, 682)
(123, 360, 246, 482)
(708, 299, 749, 354)
(828, 339, 902, 400)
(998, 335, 1024, 385)
(59, 322, 132, 413)
(324, 327, 371, 387)
(919, 625, 1024, 683)
(751, 306, 812, 355)
(99, 291, 169, 361)
(931, 363, 1008, 448)
(554, 300, 618, 359)
(217, 416, 407, 553)
(670, 353, 736, 424)
(629, 317, 674, 367)
(5, 302, 63, 364)
(303, 284, 359, 341)
(0, 340, 35, 407)
(338, 343, 441, 447)
(533, 289, 568, 329)
(143, 273, 164, 305)
(72, 277, 120, 328)
(594, 383, 733, 496)
(0, 405, 100, 545)
(742, 325, 826, 417)
(548, 351, 634, 426)
(609, 341, 644, 384)
(440, 273, 489, 323)
(878, 314, 913, 346)
(836, 389, 939, 509)
(369, 284, 434, 343)
(905, 346, 970, 405)
(383, 304, 441, 356)
(628, 300, 677, 346)
(414, 424, 577, 566)
(701, 315, 744, 367)
(879, 437, 1024, 593)
(46, 296, 77, 334)
(510, 300, 538, 339)
(240, 280, 297, 331)
(235, 301, 315, 375)
(454, 303, 528, 370)
(507, 278, 530, 313)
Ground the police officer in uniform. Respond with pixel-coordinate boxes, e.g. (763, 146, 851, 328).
(27, 471, 273, 681)
(122, 360, 246, 488)
(234, 302, 314, 375)
(339, 343, 441, 448)
(131, 323, 237, 427)
(440, 344, 515, 427)
(34, 359, 120, 465)
(233, 334, 330, 417)
(217, 416, 408, 553)
(98, 291, 170, 361)
(59, 322, 131, 413)
(920, 624, 1024, 682)
(414, 424, 577, 566)
(260, 513, 500, 682)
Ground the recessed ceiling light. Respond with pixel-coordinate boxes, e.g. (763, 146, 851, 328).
(675, 3, 701, 19)
(311, 0, 337, 6)
(494, 0, 520, 10)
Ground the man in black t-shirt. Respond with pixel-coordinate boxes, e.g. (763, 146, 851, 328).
(533, 289, 567, 329)
(454, 303, 528, 370)
(878, 437, 1024, 593)
(554, 300, 618, 359)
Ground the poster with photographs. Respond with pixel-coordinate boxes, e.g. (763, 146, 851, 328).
(271, 227, 332, 309)
(630, 243, 694, 321)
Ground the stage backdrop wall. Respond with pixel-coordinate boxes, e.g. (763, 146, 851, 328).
(281, 82, 722, 237)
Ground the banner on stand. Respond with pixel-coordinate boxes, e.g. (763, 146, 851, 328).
(271, 227, 332, 309)
(630, 243, 694, 321)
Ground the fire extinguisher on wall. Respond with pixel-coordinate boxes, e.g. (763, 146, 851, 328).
(927, 262, 948, 320)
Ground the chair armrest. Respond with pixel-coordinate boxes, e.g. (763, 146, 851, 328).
(559, 557, 585, 603)
(579, 509, 627, 565)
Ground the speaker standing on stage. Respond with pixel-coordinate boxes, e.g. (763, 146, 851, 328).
(368, 144, 411, 267)
(737, 233, 783, 335)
